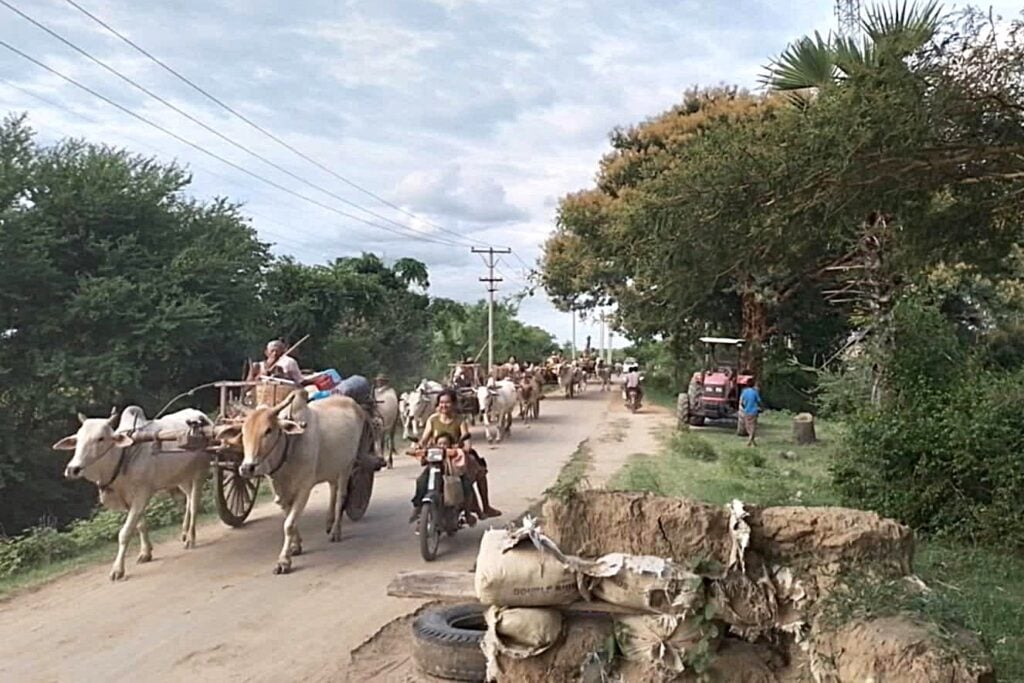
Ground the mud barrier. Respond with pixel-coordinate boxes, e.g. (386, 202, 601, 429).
(488, 491, 996, 682)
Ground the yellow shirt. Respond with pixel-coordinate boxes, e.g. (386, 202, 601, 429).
(425, 413, 464, 444)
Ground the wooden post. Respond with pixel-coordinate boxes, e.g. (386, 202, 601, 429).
(793, 413, 817, 445)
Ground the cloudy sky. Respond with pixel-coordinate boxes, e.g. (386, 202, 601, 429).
(2, 0, 1019, 349)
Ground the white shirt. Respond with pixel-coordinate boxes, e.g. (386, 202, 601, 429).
(262, 354, 304, 385)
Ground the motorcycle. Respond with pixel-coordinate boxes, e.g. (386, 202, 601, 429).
(410, 446, 471, 561)
(625, 387, 642, 413)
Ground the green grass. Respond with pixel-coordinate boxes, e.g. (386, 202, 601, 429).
(916, 542, 1024, 678)
(609, 412, 1024, 680)
(544, 439, 593, 502)
(610, 412, 839, 507)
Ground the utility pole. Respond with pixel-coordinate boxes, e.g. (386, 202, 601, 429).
(606, 313, 613, 366)
(571, 310, 577, 360)
(472, 246, 511, 374)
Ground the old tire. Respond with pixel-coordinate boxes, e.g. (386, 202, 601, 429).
(412, 603, 487, 681)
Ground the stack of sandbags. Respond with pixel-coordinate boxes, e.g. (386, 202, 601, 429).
(537, 492, 996, 682)
(474, 521, 722, 682)
(542, 492, 917, 636)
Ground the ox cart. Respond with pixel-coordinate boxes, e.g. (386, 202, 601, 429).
(139, 381, 375, 527)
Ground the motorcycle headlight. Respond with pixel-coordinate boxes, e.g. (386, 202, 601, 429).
(426, 448, 444, 463)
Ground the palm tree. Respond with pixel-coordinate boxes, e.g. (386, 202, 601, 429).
(761, 0, 943, 95)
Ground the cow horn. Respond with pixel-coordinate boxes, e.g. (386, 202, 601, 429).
(107, 407, 120, 428)
(77, 412, 87, 425)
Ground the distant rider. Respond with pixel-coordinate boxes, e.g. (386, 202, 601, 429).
(624, 363, 643, 404)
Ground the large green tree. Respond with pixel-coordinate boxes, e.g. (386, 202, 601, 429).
(542, 5, 1024, 378)
(261, 254, 432, 386)
(0, 115, 270, 532)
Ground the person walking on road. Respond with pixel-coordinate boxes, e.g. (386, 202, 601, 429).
(739, 379, 764, 447)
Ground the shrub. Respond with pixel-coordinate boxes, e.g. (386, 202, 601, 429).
(833, 299, 1024, 547)
(0, 488, 208, 580)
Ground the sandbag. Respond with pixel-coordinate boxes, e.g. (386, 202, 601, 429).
(580, 554, 705, 615)
(707, 557, 778, 637)
(474, 529, 580, 607)
(614, 614, 720, 676)
(493, 607, 563, 649)
(482, 607, 563, 681)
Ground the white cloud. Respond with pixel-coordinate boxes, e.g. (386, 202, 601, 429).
(394, 164, 527, 224)
(5, 0, 1020, 348)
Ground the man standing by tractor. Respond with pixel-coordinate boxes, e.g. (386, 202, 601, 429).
(739, 378, 764, 447)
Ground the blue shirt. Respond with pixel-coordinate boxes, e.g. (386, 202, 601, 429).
(740, 387, 762, 416)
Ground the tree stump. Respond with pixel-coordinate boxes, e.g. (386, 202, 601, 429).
(793, 413, 817, 445)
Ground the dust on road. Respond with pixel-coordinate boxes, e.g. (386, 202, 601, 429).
(0, 388, 619, 683)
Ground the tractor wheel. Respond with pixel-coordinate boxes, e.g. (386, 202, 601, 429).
(676, 393, 690, 431)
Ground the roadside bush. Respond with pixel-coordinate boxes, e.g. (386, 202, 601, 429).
(0, 488, 206, 580)
(834, 370, 1024, 547)
(833, 300, 1024, 547)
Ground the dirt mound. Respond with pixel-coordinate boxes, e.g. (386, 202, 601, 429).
(811, 616, 995, 682)
(542, 492, 734, 568)
(543, 492, 914, 578)
(531, 492, 996, 682)
(747, 506, 913, 575)
(348, 608, 424, 682)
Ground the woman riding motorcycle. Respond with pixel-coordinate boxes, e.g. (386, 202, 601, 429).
(409, 388, 502, 524)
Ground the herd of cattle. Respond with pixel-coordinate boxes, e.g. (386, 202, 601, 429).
(49, 357, 616, 580)
(397, 357, 613, 446)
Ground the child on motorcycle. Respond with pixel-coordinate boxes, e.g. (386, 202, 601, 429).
(409, 389, 501, 524)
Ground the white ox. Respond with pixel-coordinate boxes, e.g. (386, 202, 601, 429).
(401, 379, 443, 441)
(53, 406, 211, 581)
(373, 385, 400, 467)
(219, 391, 370, 575)
(556, 363, 575, 399)
(476, 379, 518, 443)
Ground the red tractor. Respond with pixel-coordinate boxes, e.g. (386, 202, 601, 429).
(678, 337, 754, 427)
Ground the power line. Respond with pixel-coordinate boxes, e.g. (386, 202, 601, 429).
(1, 0, 470, 249)
(0, 39, 467, 248)
(510, 249, 537, 275)
(59, 0, 491, 249)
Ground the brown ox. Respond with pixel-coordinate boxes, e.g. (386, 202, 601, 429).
(218, 391, 370, 575)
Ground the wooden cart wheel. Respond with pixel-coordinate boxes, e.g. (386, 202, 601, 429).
(214, 464, 260, 527)
(344, 463, 375, 521)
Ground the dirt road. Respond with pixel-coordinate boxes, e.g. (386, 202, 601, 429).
(0, 387, 618, 683)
